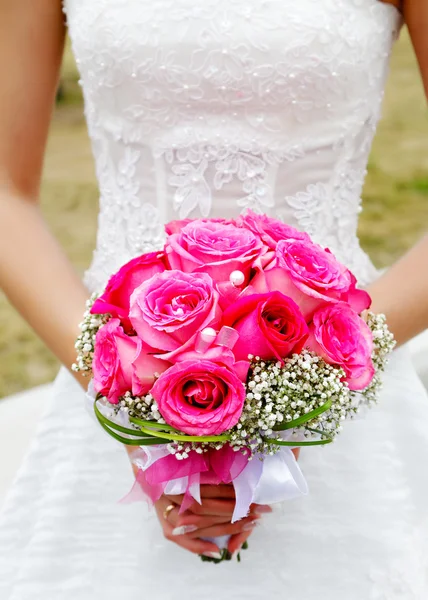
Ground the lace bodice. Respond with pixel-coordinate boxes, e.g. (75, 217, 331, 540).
(63, 0, 401, 292)
(3, 7, 428, 600)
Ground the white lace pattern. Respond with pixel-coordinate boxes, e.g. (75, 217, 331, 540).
(2, 2, 428, 600)
(62, 0, 401, 290)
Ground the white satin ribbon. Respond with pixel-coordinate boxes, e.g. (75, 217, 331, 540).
(132, 444, 308, 526)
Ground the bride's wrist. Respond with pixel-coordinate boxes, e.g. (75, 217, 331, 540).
(365, 235, 428, 346)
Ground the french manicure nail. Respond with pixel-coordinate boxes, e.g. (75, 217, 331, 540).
(171, 524, 198, 536)
(202, 551, 222, 560)
(254, 505, 273, 514)
(242, 520, 259, 531)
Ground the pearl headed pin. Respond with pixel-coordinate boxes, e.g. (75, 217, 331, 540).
(230, 270, 245, 287)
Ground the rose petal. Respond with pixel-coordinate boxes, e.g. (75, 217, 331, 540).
(151, 360, 246, 436)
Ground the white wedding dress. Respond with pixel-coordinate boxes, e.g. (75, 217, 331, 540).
(1, 1, 428, 598)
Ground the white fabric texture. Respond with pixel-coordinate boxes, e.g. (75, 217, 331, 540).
(1, 0, 428, 598)
(0, 385, 51, 508)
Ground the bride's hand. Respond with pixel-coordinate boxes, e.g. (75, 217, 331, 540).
(155, 485, 272, 557)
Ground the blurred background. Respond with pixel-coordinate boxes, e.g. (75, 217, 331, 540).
(0, 31, 427, 399)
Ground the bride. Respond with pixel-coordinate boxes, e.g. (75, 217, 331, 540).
(1, 0, 427, 598)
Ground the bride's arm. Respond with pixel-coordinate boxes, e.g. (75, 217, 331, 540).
(0, 1, 258, 558)
(0, 1, 88, 388)
(368, 235, 428, 345)
(368, 0, 428, 346)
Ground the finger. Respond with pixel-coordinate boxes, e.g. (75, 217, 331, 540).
(162, 505, 182, 527)
(172, 507, 262, 533)
(227, 529, 254, 555)
(165, 497, 236, 517)
(155, 503, 221, 557)
(173, 512, 236, 531)
(165, 485, 236, 506)
(199, 485, 235, 499)
(186, 516, 260, 540)
(251, 503, 273, 515)
(185, 498, 237, 516)
(162, 497, 270, 525)
(163, 497, 235, 517)
(163, 494, 185, 506)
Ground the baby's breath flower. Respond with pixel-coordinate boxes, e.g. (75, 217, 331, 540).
(366, 312, 396, 370)
(101, 316, 395, 460)
(226, 350, 352, 455)
(356, 311, 396, 407)
(115, 391, 162, 422)
(72, 294, 109, 375)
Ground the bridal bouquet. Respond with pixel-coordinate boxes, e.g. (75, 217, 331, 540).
(73, 211, 395, 562)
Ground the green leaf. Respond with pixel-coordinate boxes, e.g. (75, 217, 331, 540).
(94, 400, 230, 445)
(94, 402, 149, 436)
(94, 402, 170, 445)
(266, 437, 332, 447)
(138, 425, 231, 444)
(304, 426, 331, 438)
(96, 416, 168, 445)
(129, 417, 176, 431)
(272, 399, 333, 431)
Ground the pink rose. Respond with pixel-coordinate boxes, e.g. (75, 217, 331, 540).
(237, 209, 310, 250)
(253, 239, 371, 317)
(129, 270, 221, 360)
(223, 292, 309, 361)
(91, 252, 166, 331)
(151, 360, 246, 436)
(92, 319, 169, 404)
(307, 303, 375, 390)
(164, 220, 264, 282)
(165, 219, 192, 235)
(165, 217, 234, 236)
(173, 345, 251, 383)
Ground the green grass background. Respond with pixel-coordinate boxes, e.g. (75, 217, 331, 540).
(0, 32, 427, 398)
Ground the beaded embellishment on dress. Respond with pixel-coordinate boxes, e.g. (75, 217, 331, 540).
(62, 0, 401, 291)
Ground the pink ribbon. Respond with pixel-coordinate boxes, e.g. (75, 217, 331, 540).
(122, 444, 250, 513)
(122, 443, 308, 526)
